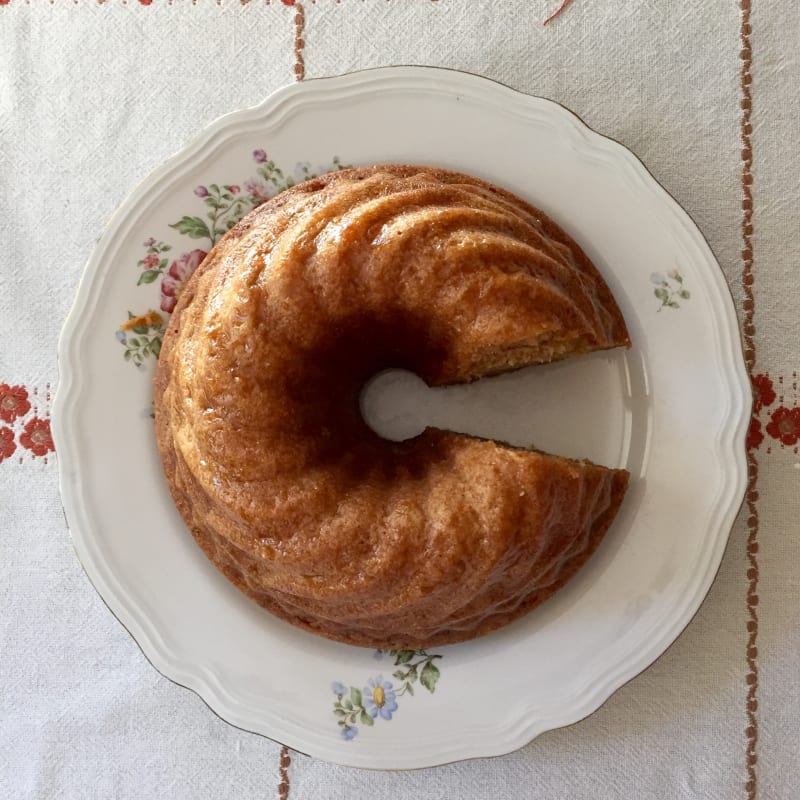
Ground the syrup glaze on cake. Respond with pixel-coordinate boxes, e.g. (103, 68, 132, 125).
(155, 165, 631, 648)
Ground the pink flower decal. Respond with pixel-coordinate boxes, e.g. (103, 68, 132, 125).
(253, 149, 267, 163)
(160, 249, 208, 313)
(143, 253, 160, 269)
(245, 177, 271, 203)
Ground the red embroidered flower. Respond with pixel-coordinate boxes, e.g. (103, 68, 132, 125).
(19, 417, 54, 457)
(0, 427, 16, 462)
(143, 253, 160, 269)
(766, 406, 800, 447)
(160, 249, 207, 313)
(751, 374, 776, 414)
(0, 383, 31, 423)
(746, 417, 764, 450)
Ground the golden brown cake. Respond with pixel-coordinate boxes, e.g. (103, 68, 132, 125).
(154, 165, 631, 648)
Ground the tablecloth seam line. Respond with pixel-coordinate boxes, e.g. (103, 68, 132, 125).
(278, 744, 292, 800)
(274, 9, 305, 793)
(739, 2, 759, 799)
(293, 0, 305, 80)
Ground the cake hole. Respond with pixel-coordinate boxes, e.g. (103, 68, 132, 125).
(360, 369, 429, 441)
(359, 350, 637, 470)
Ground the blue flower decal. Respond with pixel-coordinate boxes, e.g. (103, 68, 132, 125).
(363, 676, 398, 721)
(330, 651, 443, 740)
(340, 725, 358, 741)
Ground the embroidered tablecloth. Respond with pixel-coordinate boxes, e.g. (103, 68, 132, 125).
(1, 2, 797, 798)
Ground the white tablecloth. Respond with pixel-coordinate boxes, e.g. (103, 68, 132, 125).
(1, 2, 798, 798)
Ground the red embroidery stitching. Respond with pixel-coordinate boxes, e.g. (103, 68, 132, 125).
(0, 427, 16, 462)
(0, 382, 54, 465)
(0, 384, 31, 424)
(19, 417, 54, 458)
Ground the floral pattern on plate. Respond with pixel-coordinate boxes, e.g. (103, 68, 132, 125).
(331, 649, 443, 741)
(117, 151, 347, 368)
(651, 269, 690, 311)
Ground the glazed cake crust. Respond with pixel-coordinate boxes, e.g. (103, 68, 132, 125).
(154, 165, 630, 648)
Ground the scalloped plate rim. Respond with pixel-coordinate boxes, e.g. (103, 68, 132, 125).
(52, 65, 750, 770)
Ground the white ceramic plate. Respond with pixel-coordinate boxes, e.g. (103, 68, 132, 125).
(53, 66, 750, 769)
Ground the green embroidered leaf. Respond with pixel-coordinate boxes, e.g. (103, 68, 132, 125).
(394, 650, 415, 665)
(161, 244, 172, 252)
(679, 289, 691, 299)
(392, 670, 406, 681)
(170, 216, 211, 240)
(342, 699, 353, 711)
(360, 710, 374, 727)
(405, 681, 414, 696)
(654, 287, 668, 301)
(333, 708, 346, 717)
(131, 324, 148, 335)
(159, 259, 168, 270)
(137, 269, 160, 285)
(123, 350, 132, 361)
(350, 687, 362, 707)
(129, 337, 140, 347)
(668, 300, 680, 308)
(420, 661, 440, 693)
(150, 338, 162, 356)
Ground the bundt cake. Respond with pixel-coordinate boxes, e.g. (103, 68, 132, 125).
(154, 165, 631, 648)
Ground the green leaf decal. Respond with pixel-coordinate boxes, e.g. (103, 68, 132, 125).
(394, 650, 415, 664)
(360, 710, 374, 727)
(170, 215, 211, 240)
(350, 687, 362, 707)
(137, 269, 160, 285)
(420, 661, 440, 693)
